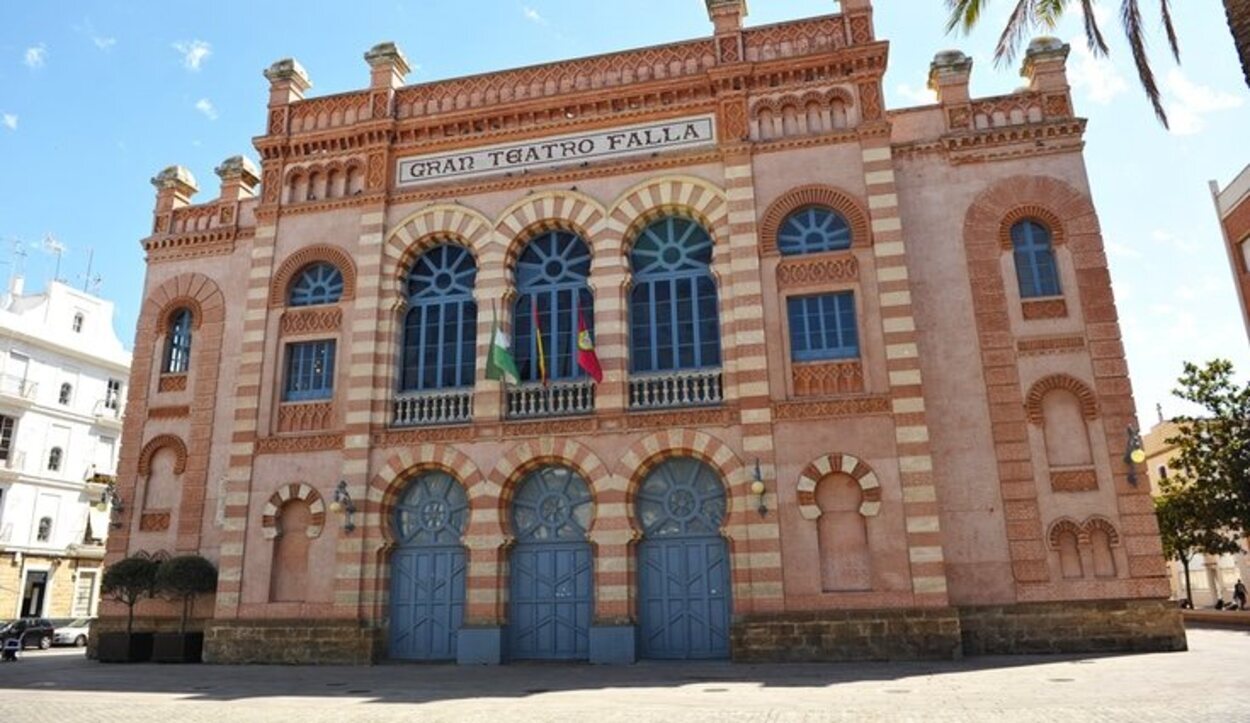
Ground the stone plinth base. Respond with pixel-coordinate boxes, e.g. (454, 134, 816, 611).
(958, 599, 1187, 655)
(203, 619, 379, 665)
(731, 608, 964, 662)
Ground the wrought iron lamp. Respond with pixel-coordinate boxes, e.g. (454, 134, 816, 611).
(1124, 426, 1146, 486)
(751, 458, 768, 518)
(95, 485, 124, 528)
(331, 480, 357, 533)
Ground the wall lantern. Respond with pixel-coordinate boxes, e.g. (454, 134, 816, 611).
(1124, 426, 1146, 486)
(330, 480, 357, 533)
(751, 458, 768, 518)
(95, 485, 124, 528)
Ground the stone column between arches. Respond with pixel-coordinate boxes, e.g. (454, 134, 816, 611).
(859, 137, 951, 606)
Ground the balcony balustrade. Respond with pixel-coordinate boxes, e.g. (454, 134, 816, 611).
(0, 374, 37, 402)
(629, 367, 724, 410)
(506, 379, 595, 420)
(393, 388, 474, 427)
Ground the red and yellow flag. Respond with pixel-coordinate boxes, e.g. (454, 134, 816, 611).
(577, 306, 603, 383)
(532, 301, 548, 386)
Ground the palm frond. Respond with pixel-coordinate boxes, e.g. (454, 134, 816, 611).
(1159, 0, 1181, 62)
(1121, 0, 1170, 127)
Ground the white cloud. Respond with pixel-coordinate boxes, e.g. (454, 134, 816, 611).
(1067, 39, 1127, 105)
(23, 44, 47, 69)
(194, 98, 218, 120)
(895, 83, 937, 106)
(1150, 228, 1200, 254)
(173, 40, 212, 71)
(1164, 69, 1244, 136)
(2, 114, 16, 131)
(1103, 236, 1141, 260)
(75, 19, 115, 50)
(522, 5, 548, 25)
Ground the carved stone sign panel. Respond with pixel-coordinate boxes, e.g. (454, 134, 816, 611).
(396, 115, 717, 187)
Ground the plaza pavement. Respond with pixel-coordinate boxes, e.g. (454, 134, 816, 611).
(0, 626, 1248, 722)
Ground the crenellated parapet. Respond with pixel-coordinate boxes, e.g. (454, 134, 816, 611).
(895, 36, 1084, 164)
(143, 156, 261, 262)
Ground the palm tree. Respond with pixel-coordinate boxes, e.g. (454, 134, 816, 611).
(946, 1, 1248, 129)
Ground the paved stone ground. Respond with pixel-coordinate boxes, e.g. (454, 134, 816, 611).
(0, 626, 1247, 722)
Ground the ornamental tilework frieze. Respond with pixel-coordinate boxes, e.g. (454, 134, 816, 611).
(773, 394, 891, 421)
(792, 360, 865, 397)
(277, 402, 335, 434)
(1051, 468, 1099, 492)
(280, 307, 343, 336)
(777, 256, 859, 287)
(256, 434, 345, 455)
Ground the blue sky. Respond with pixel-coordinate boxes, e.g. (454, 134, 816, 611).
(1, 1, 1247, 424)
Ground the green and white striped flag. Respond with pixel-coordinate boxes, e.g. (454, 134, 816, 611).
(485, 302, 520, 385)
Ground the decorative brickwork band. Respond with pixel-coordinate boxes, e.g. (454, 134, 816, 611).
(261, 483, 327, 540)
(268, 243, 358, 307)
(758, 184, 872, 255)
(795, 453, 883, 519)
(998, 205, 1068, 250)
(1047, 516, 1120, 548)
(1024, 374, 1099, 424)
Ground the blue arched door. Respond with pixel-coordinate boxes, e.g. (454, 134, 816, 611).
(389, 471, 468, 661)
(636, 458, 731, 659)
(509, 466, 594, 660)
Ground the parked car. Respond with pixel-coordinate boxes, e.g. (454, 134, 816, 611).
(53, 618, 93, 647)
(0, 618, 55, 650)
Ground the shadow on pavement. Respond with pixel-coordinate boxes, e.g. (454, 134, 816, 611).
(0, 647, 1153, 705)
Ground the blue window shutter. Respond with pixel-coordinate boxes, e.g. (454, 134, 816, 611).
(628, 216, 721, 374)
(778, 206, 853, 256)
(513, 231, 593, 383)
(1011, 220, 1062, 299)
(788, 292, 859, 362)
(284, 340, 337, 401)
(401, 245, 478, 391)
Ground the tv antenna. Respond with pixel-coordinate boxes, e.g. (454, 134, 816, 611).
(79, 248, 102, 294)
(42, 233, 66, 282)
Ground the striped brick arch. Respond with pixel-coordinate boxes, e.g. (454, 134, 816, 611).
(261, 483, 326, 540)
(795, 454, 883, 520)
(268, 244, 358, 307)
(758, 184, 873, 254)
(367, 444, 484, 538)
(1024, 374, 1099, 424)
(608, 175, 731, 253)
(1046, 518, 1084, 548)
(384, 203, 495, 288)
(495, 190, 609, 271)
(482, 438, 612, 531)
(615, 429, 750, 518)
(998, 204, 1068, 249)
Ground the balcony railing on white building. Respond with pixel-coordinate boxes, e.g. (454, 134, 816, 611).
(629, 368, 724, 410)
(393, 389, 474, 427)
(506, 380, 595, 420)
(0, 374, 37, 401)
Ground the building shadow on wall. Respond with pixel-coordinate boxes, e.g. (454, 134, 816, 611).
(0, 650, 1160, 705)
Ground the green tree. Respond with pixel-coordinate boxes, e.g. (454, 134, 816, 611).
(154, 555, 219, 635)
(101, 555, 159, 635)
(945, 0, 1250, 128)
(1168, 359, 1250, 534)
(1155, 483, 1241, 607)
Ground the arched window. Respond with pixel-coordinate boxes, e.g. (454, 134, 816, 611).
(72, 313, 84, 333)
(47, 447, 62, 472)
(778, 206, 852, 256)
(164, 308, 193, 374)
(401, 245, 477, 391)
(58, 383, 72, 406)
(289, 263, 345, 307)
(629, 216, 721, 374)
(1011, 220, 1061, 298)
(513, 231, 592, 382)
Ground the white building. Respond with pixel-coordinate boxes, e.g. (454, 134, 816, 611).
(0, 278, 131, 621)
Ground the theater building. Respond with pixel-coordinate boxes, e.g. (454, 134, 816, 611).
(1211, 164, 1250, 342)
(101, 0, 1185, 664)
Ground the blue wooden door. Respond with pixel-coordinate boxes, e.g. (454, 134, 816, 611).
(636, 458, 731, 660)
(509, 466, 594, 660)
(389, 472, 469, 661)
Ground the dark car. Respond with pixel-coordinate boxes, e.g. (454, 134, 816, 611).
(0, 618, 55, 650)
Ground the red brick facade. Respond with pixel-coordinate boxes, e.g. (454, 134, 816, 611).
(98, 1, 1183, 663)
